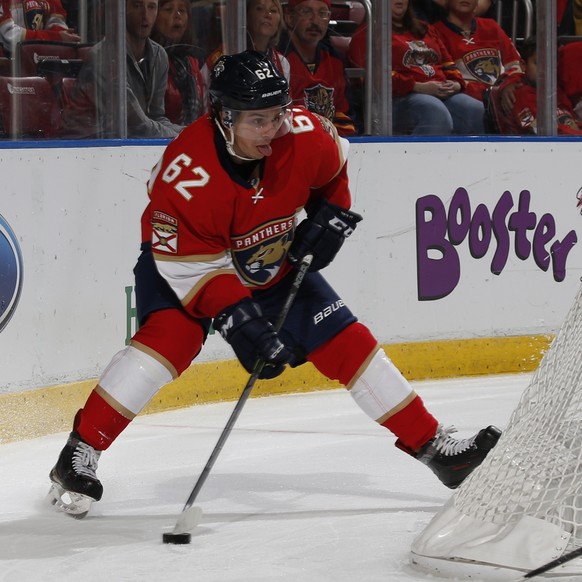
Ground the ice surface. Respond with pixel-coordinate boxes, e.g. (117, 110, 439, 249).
(0, 374, 532, 581)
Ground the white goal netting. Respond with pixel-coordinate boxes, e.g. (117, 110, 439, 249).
(411, 286, 582, 580)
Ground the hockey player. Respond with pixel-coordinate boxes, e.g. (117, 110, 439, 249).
(48, 50, 501, 519)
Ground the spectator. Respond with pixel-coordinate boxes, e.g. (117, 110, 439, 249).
(348, 0, 485, 135)
(246, 0, 290, 79)
(411, 0, 495, 23)
(204, 0, 290, 83)
(558, 0, 582, 36)
(150, 0, 205, 125)
(489, 36, 582, 135)
(433, 0, 522, 103)
(558, 39, 582, 123)
(0, 0, 80, 54)
(63, 0, 183, 139)
(279, 0, 357, 136)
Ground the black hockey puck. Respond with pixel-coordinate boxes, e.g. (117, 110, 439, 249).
(162, 532, 191, 545)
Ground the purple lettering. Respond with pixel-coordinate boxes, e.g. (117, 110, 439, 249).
(416, 195, 460, 301)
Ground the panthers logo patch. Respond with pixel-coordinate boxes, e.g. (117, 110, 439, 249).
(232, 218, 295, 285)
(304, 84, 336, 121)
(463, 49, 501, 85)
(402, 40, 439, 78)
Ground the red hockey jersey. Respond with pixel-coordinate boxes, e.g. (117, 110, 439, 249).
(492, 73, 582, 135)
(0, 0, 67, 49)
(142, 108, 351, 319)
(282, 40, 356, 136)
(0, 0, 66, 30)
(433, 17, 521, 102)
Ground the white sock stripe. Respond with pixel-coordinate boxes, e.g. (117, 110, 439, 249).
(349, 349, 413, 421)
(99, 346, 173, 415)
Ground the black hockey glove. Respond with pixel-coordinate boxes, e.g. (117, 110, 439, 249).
(214, 298, 292, 379)
(288, 199, 362, 272)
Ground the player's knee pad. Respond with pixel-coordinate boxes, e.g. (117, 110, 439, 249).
(349, 347, 413, 422)
(99, 345, 173, 415)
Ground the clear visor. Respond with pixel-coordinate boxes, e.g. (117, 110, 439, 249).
(221, 105, 293, 140)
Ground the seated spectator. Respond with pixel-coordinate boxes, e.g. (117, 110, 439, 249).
(204, 0, 290, 82)
(558, 0, 582, 36)
(348, 0, 484, 135)
(150, 0, 205, 125)
(433, 0, 522, 103)
(279, 0, 357, 136)
(558, 40, 582, 123)
(246, 0, 290, 79)
(0, 0, 80, 54)
(63, 0, 183, 139)
(411, 0, 495, 23)
(490, 37, 582, 135)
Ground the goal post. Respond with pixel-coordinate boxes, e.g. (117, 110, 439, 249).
(410, 285, 582, 580)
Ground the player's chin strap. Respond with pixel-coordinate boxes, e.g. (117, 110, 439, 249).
(214, 117, 257, 162)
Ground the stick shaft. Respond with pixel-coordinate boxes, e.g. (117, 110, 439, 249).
(524, 545, 582, 579)
(180, 254, 313, 513)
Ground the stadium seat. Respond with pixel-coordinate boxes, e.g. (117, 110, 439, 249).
(15, 40, 94, 77)
(0, 76, 59, 139)
(0, 57, 12, 76)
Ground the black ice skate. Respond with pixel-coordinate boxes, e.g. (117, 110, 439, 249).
(397, 425, 502, 489)
(47, 431, 103, 519)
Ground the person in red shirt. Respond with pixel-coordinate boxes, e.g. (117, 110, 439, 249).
(433, 0, 522, 103)
(558, 40, 582, 123)
(493, 37, 582, 135)
(279, 0, 357, 136)
(0, 0, 80, 54)
(150, 0, 205, 125)
(490, 36, 582, 135)
(348, 0, 484, 135)
(46, 50, 500, 519)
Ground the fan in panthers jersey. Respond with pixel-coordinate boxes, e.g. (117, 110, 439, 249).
(0, 0, 80, 54)
(47, 50, 501, 519)
(278, 0, 357, 136)
(433, 0, 522, 103)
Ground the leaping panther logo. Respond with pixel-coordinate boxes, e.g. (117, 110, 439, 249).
(245, 233, 291, 275)
(304, 84, 336, 121)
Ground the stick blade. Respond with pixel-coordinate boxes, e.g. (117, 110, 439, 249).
(173, 505, 203, 534)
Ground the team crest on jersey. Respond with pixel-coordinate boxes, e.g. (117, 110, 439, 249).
(231, 217, 295, 285)
(463, 49, 501, 85)
(23, 0, 48, 30)
(403, 41, 439, 77)
(304, 85, 336, 121)
(151, 210, 179, 254)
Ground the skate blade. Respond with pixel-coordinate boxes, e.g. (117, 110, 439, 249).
(47, 482, 94, 519)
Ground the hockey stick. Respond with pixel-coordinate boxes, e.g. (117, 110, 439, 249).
(522, 545, 582, 579)
(163, 253, 313, 543)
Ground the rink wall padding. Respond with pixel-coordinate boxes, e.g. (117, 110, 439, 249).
(0, 335, 551, 444)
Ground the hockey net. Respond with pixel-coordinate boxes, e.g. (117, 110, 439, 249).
(411, 285, 582, 580)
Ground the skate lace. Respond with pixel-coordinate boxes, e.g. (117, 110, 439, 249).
(432, 426, 477, 457)
(72, 441, 101, 479)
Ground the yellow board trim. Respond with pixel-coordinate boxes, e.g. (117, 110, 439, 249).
(0, 335, 552, 444)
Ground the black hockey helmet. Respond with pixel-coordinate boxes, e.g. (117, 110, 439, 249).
(209, 50, 290, 113)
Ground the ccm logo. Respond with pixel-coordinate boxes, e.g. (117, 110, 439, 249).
(314, 300, 345, 324)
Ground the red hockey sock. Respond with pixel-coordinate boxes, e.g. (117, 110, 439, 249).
(74, 389, 132, 451)
(382, 395, 438, 452)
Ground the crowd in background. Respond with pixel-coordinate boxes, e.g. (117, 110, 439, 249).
(1, 0, 582, 139)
